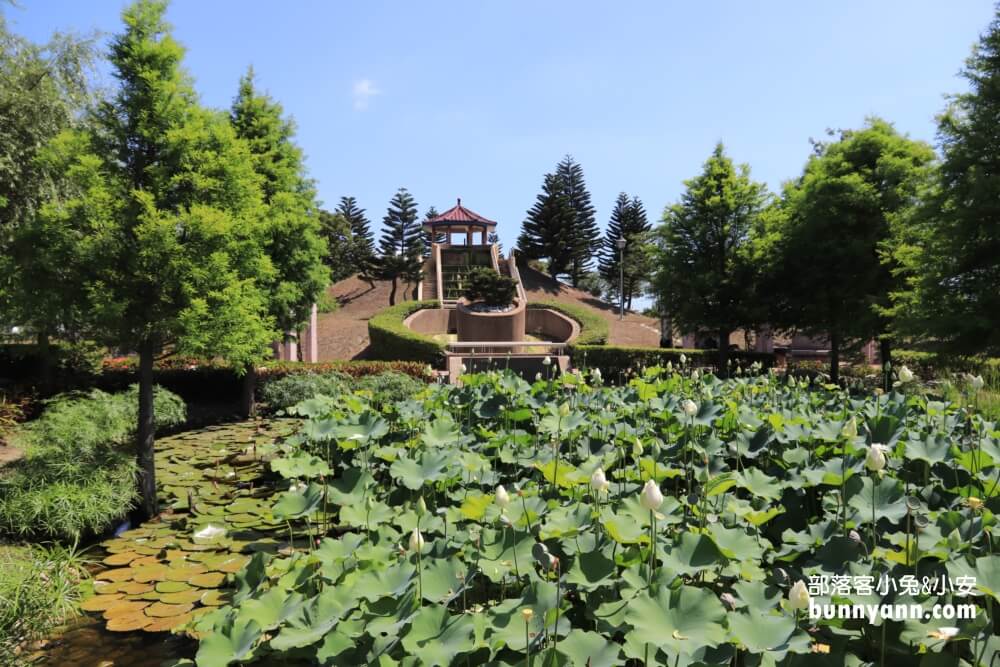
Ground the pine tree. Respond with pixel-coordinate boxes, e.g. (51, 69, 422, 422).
(599, 193, 652, 310)
(422, 205, 443, 255)
(336, 196, 377, 287)
(555, 156, 599, 286)
(318, 209, 354, 283)
(889, 8, 1000, 355)
(652, 143, 768, 374)
(517, 156, 598, 286)
(378, 188, 423, 305)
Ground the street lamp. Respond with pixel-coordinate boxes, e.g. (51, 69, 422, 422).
(616, 237, 627, 320)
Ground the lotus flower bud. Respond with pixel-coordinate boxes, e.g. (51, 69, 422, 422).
(408, 528, 424, 552)
(933, 626, 959, 641)
(495, 485, 511, 509)
(535, 372, 542, 381)
(558, 402, 570, 417)
(691, 369, 700, 381)
(417, 496, 427, 515)
(720, 592, 737, 610)
(542, 356, 552, 366)
(640, 480, 663, 511)
(970, 374, 985, 391)
(666, 361, 673, 372)
(849, 529, 863, 545)
(787, 580, 810, 610)
(460, 363, 467, 373)
(522, 608, 534, 622)
(841, 417, 857, 440)
(898, 365, 914, 384)
(865, 444, 888, 472)
(632, 440, 644, 457)
(590, 468, 609, 493)
(679, 354, 687, 366)
(681, 399, 698, 417)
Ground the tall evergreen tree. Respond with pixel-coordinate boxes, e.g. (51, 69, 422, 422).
(318, 209, 355, 283)
(763, 119, 934, 381)
(517, 155, 598, 286)
(422, 205, 443, 255)
(890, 8, 1000, 355)
(336, 196, 377, 287)
(652, 143, 768, 374)
(41, 0, 276, 519)
(230, 67, 328, 413)
(599, 193, 652, 310)
(378, 188, 423, 305)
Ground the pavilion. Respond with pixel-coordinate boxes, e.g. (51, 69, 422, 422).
(423, 198, 497, 246)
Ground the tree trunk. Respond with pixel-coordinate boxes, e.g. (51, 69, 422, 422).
(37, 330, 53, 396)
(241, 364, 257, 419)
(388, 277, 398, 306)
(879, 338, 892, 392)
(136, 338, 158, 521)
(718, 328, 729, 378)
(830, 331, 841, 385)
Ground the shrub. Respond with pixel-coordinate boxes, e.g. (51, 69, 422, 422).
(355, 372, 428, 407)
(463, 267, 518, 306)
(526, 299, 609, 345)
(0, 545, 87, 666)
(572, 344, 774, 382)
(258, 371, 352, 413)
(367, 301, 446, 364)
(0, 386, 186, 541)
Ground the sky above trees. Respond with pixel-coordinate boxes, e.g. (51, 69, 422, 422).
(7, 1, 995, 251)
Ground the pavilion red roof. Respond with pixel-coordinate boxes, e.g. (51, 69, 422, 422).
(425, 198, 497, 227)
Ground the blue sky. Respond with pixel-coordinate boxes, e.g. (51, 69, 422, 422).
(8, 1, 996, 254)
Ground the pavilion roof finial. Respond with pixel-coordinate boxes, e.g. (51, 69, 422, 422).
(457, 197, 461, 206)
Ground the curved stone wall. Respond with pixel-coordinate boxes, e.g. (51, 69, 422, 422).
(456, 298, 526, 342)
(526, 307, 580, 343)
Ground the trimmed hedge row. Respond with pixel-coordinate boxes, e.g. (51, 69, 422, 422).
(526, 299, 609, 346)
(367, 300, 447, 365)
(892, 349, 1000, 378)
(571, 344, 775, 380)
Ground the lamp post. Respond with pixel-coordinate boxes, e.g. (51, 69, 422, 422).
(616, 237, 627, 320)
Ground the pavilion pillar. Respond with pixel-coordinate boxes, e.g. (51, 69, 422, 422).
(466, 229, 472, 246)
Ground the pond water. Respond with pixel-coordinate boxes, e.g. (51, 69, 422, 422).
(29, 418, 298, 666)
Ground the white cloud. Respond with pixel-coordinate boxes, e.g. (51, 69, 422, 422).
(352, 79, 380, 111)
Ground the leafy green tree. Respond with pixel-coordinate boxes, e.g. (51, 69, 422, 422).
(422, 205, 444, 255)
(599, 193, 652, 310)
(652, 143, 768, 373)
(889, 10, 1000, 356)
(378, 188, 423, 305)
(517, 155, 598, 286)
(763, 119, 934, 381)
(41, 0, 276, 519)
(0, 15, 96, 382)
(336, 196, 377, 287)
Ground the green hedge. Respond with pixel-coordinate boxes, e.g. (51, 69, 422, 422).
(571, 344, 775, 381)
(526, 299, 609, 346)
(892, 349, 1000, 378)
(367, 301, 447, 365)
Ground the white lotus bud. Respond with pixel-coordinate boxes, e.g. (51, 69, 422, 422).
(542, 356, 552, 366)
(666, 361, 673, 372)
(841, 417, 857, 439)
(632, 440, 644, 457)
(898, 365, 914, 384)
(408, 528, 425, 552)
(679, 354, 687, 365)
(691, 369, 700, 381)
(934, 626, 960, 641)
(417, 496, 427, 515)
(590, 468, 609, 493)
(639, 480, 663, 511)
(787, 580, 810, 610)
(460, 363, 467, 373)
(865, 444, 888, 472)
(970, 374, 985, 391)
(558, 402, 570, 417)
(535, 372, 542, 381)
(681, 399, 698, 417)
(495, 485, 510, 509)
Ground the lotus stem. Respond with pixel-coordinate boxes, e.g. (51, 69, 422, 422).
(648, 510, 656, 587)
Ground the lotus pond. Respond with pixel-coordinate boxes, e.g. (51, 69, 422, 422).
(61, 367, 1000, 666)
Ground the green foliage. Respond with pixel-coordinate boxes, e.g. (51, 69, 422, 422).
(336, 196, 378, 285)
(518, 155, 599, 286)
(572, 344, 774, 380)
(889, 9, 1000, 356)
(652, 143, 769, 373)
(762, 118, 935, 379)
(0, 386, 185, 540)
(527, 299, 609, 346)
(315, 290, 339, 314)
(378, 188, 424, 306)
(354, 372, 427, 406)
(317, 209, 354, 284)
(258, 372, 351, 412)
(0, 544, 88, 666)
(462, 266, 517, 307)
(191, 368, 1000, 665)
(598, 192, 652, 310)
(367, 300, 446, 364)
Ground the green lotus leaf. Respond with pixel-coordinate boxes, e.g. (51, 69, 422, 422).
(536, 459, 581, 488)
(661, 533, 726, 576)
(539, 504, 592, 540)
(421, 415, 461, 447)
(348, 561, 415, 602)
(238, 587, 304, 631)
(553, 629, 624, 667)
(420, 556, 467, 603)
(271, 483, 324, 521)
(400, 604, 476, 667)
(565, 548, 616, 590)
(728, 611, 798, 652)
(460, 491, 493, 521)
(326, 468, 374, 505)
(904, 434, 951, 465)
(269, 585, 358, 651)
(731, 580, 782, 610)
(477, 527, 536, 582)
(846, 474, 907, 524)
(339, 498, 395, 529)
(708, 524, 765, 560)
(194, 613, 260, 667)
(390, 450, 454, 490)
(269, 451, 331, 480)
(734, 468, 783, 500)
(486, 581, 570, 652)
(624, 585, 727, 657)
